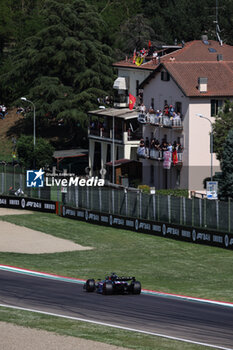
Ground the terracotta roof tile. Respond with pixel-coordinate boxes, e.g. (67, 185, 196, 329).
(163, 61, 233, 96)
(138, 40, 233, 97)
(161, 40, 233, 63)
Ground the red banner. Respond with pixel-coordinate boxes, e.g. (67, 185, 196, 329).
(129, 93, 136, 110)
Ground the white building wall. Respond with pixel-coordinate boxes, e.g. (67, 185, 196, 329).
(188, 99, 220, 190)
(141, 72, 189, 190)
(117, 68, 152, 96)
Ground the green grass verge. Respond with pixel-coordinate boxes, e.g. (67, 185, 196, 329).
(0, 212, 233, 302)
(0, 307, 212, 350)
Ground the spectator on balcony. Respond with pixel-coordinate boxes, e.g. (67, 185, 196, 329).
(139, 138, 145, 146)
(150, 138, 155, 149)
(167, 142, 173, 152)
(154, 139, 161, 151)
(137, 138, 148, 158)
(148, 106, 155, 114)
(161, 141, 168, 155)
(139, 103, 146, 114)
(177, 142, 183, 161)
(173, 140, 178, 151)
(169, 105, 175, 117)
(164, 103, 169, 116)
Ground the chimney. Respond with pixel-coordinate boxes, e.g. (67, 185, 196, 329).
(198, 77, 208, 93)
(217, 54, 223, 61)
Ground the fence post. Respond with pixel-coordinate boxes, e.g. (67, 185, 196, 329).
(1, 172, 4, 193)
(199, 198, 202, 227)
(204, 198, 207, 227)
(168, 195, 171, 223)
(99, 187, 102, 212)
(139, 191, 142, 219)
(125, 189, 128, 217)
(153, 194, 156, 221)
(183, 197, 186, 226)
(180, 196, 182, 225)
(86, 186, 89, 209)
(157, 195, 160, 222)
(75, 186, 78, 207)
(216, 200, 219, 230)
(112, 189, 115, 214)
(192, 197, 194, 227)
(228, 198, 231, 233)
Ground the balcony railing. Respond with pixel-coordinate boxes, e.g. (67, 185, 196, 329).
(138, 113, 183, 129)
(137, 147, 183, 164)
(89, 127, 111, 138)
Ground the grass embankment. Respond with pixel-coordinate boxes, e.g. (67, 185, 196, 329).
(0, 212, 232, 301)
(0, 212, 232, 350)
(0, 307, 210, 350)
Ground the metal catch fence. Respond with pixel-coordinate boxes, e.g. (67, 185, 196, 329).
(0, 167, 232, 233)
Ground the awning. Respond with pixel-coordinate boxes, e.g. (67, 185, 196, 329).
(113, 77, 128, 90)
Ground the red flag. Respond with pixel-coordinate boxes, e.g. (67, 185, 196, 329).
(148, 40, 151, 48)
(129, 93, 136, 110)
(172, 150, 178, 164)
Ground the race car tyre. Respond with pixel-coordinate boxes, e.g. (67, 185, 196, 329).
(86, 279, 95, 292)
(132, 281, 141, 294)
(103, 281, 113, 295)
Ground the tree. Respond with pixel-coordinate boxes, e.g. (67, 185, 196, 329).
(212, 101, 233, 162)
(17, 135, 54, 169)
(218, 129, 233, 200)
(116, 14, 155, 55)
(0, 0, 114, 145)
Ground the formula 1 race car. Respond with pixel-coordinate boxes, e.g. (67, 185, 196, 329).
(84, 273, 141, 295)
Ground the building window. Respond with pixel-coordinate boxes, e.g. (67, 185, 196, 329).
(136, 80, 139, 96)
(161, 71, 170, 81)
(175, 102, 182, 114)
(151, 98, 154, 109)
(211, 100, 223, 116)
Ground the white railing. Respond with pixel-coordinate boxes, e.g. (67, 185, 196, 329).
(137, 113, 182, 128)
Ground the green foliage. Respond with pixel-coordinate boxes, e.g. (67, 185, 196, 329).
(138, 184, 150, 193)
(156, 189, 189, 198)
(213, 101, 233, 162)
(117, 14, 155, 54)
(142, 0, 231, 44)
(0, 0, 114, 145)
(219, 129, 233, 200)
(138, 185, 188, 197)
(17, 135, 54, 168)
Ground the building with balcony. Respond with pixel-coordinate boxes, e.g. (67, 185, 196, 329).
(138, 39, 233, 190)
(88, 108, 143, 181)
(88, 38, 233, 190)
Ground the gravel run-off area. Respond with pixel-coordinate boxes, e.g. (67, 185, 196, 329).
(0, 208, 129, 350)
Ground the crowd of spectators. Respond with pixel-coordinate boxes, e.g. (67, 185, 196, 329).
(137, 137, 183, 163)
(138, 103, 182, 127)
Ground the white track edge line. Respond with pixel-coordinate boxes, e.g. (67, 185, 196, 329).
(0, 303, 232, 350)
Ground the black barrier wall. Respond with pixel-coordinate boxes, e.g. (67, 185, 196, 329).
(62, 205, 233, 250)
(0, 195, 57, 213)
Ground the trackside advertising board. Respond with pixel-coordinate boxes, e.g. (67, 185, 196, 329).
(0, 195, 56, 213)
(62, 206, 233, 250)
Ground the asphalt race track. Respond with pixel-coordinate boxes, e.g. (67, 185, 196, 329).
(0, 270, 233, 349)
